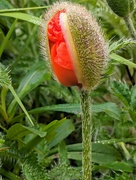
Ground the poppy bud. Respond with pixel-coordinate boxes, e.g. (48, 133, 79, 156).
(106, 0, 135, 17)
(40, 2, 108, 90)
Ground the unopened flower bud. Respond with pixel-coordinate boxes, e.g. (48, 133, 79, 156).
(40, 2, 108, 90)
(106, 0, 135, 17)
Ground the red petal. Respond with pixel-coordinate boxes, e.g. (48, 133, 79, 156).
(50, 41, 80, 86)
(48, 11, 65, 42)
(53, 61, 80, 86)
(51, 41, 73, 69)
(48, 10, 81, 87)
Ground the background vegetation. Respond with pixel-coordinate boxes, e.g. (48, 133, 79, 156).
(0, 0, 136, 179)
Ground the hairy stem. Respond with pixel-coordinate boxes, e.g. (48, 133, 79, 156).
(124, 15, 136, 39)
(80, 90, 92, 180)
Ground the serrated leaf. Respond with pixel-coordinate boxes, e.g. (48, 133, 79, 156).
(22, 154, 47, 180)
(130, 85, 136, 109)
(0, 63, 11, 87)
(58, 141, 69, 165)
(6, 123, 46, 140)
(98, 2, 128, 38)
(109, 38, 136, 53)
(110, 80, 131, 106)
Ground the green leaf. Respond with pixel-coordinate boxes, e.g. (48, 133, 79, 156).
(0, 138, 5, 147)
(0, 104, 8, 120)
(9, 85, 34, 126)
(67, 143, 82, 152)
(29, 104, 82, 115)
(17, 62, 49, 97)
(0, 12, 42, 25)
(102, 161, 132, 172)
(92, 143, 121, 164)
(33, 102, 120, 119)
(0, 63, 11, 87)
(46, 118, 75, 149)
(0, 6, 48, 13)
(22, 154, 47, 180)
(110, 53, 136, 69)
(0, 64, 33, 125)
(110, 80, 131, 106)
(7, 61, 50, 118)
(109, 38, 136, 53)
(93, 102, 121, 120)
(0, 168, 21, 180)
(58, 141, 69, 165)
(67, 143, 121, 164)
(11, 102, 121, 124)
(0, 0, 13, 10)
(0, 19, 17, 57)
(6, 123, 46, 140)
(130, 85, 136, 109)
(0, 17, 9, 35)
(68, 152, 82, 161)
(20, 119, 75, 152)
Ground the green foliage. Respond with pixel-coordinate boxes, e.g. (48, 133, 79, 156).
(22, 154, 47, 180)
(130, 85, 136, 109)
(106, 0, 135, 17)
(110, 80, 131, 106)
(7, 61, 50, 118)
(1, 0, 136, 179)
(0, 62, 11, 87)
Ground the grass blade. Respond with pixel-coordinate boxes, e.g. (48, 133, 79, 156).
(0, 12, 42, 25)
(8, 85, 34, 126)
(0, 19, 17, 58)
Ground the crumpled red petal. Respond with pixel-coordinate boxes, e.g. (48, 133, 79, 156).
(48, 11, 65, 42)
(48, 10, 80, 86)
(50, 40, 79, 86)
(51, 41, 73, 69)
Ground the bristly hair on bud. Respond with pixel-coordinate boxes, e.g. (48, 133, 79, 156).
(40, 2, 108, 90)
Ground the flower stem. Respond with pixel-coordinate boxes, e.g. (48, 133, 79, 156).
(80, 89, 92, 180)
(124, 15, 136, 39)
